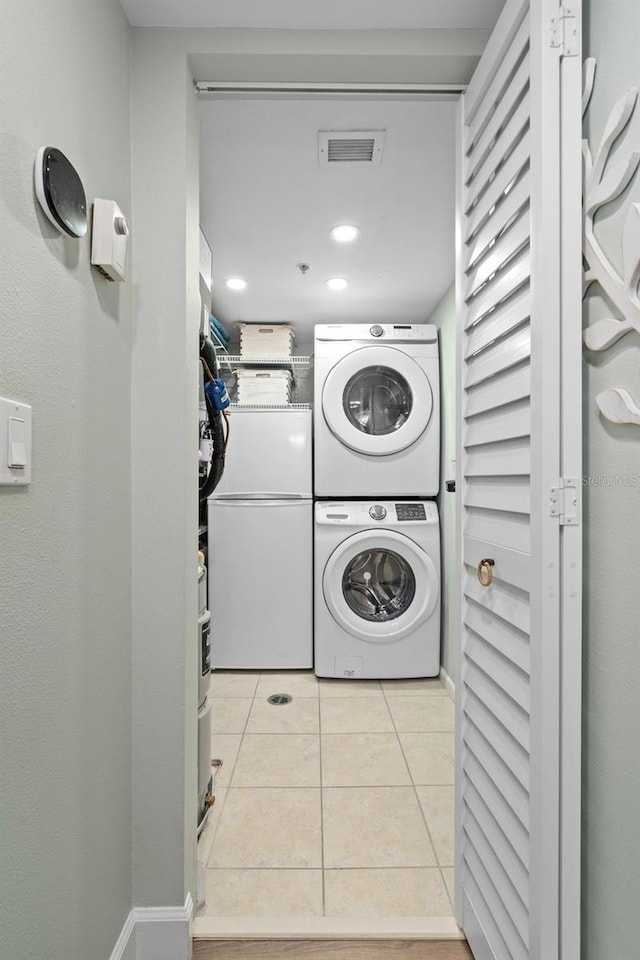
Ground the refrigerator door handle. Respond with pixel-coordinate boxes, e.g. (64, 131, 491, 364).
(209, 498, 312, 507)
(210, 493, 308, 501)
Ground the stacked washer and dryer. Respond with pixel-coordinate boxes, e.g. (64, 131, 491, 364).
(313, 324, 441, 680)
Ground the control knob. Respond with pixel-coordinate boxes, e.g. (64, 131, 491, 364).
(369, 325, 384, 337)
(369, 504, 387, 520)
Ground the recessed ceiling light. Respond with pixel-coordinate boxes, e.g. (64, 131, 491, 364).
(326, 277, 349, 291)
(225, 277, 247, 291)
(330, 224, 360, 243)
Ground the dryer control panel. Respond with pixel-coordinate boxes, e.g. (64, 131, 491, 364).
(315, 323, 437, 344)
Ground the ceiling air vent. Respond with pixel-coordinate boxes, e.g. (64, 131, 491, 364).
(319, 130, 386, 166)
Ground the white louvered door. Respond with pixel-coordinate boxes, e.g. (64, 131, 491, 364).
(455, 2, 582, 959)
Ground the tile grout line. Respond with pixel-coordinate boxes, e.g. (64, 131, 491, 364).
(383, 685, 455, 916)
(206, 782, 454, 789)
(204, 865, 446, 870)
(206, 672, 261, 871)
(317, 676, 326, 917)
(207, 673, 454, 917)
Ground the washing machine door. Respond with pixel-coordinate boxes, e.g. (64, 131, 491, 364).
(322, 346, 433, 456)
(323, 530, 438, 642)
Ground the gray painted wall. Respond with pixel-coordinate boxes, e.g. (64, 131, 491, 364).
(582, 2, 640, 958)
(430, 286, 457, 685)
(0, 2, 133, 958)
(130, 26, 200, 908)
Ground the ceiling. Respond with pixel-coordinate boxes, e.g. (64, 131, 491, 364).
(120, 0, 505, 31)
(121, 0, 505, 350)
(199, 97, 457, 349)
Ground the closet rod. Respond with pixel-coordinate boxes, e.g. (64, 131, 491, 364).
(194, 81, 465, 99)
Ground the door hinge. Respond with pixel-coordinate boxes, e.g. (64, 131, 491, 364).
(549, 478, 580, 525)
(550, 2, 579, 57)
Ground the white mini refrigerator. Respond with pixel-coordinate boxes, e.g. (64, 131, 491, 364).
(208, 409, 312, 669)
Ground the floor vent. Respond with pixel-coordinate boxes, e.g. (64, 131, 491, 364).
(319, 130, 386, 166)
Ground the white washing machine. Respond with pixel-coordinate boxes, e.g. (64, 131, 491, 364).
(314, 324, 440, 498)
(315, 500, 440, 679)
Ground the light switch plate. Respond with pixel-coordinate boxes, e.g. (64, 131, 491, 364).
(0, 397, 32, 485)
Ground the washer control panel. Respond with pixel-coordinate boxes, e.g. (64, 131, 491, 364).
(395, 503, 427, 521)
(316, 501, 438, 526)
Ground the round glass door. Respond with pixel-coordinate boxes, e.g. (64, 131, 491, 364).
(323, 530, 438, 643)
(342, 548, 416, 622)
(322, 346, 433, 456)
(343, 366, 413, 437)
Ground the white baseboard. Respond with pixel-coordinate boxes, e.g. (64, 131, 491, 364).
(109, 909, 137, 960)
(439, 666, 455, 703)
(110, 894, 193, 960)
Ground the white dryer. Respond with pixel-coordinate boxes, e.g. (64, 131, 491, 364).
(315, 500, 440, 679)
(314, 324, 440, 498)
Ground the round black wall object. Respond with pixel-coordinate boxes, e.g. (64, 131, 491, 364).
(34, 146, 87, 238)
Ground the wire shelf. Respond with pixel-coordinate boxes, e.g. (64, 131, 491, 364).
(221, 355, 310, 366)
(229, 403, 311, 411)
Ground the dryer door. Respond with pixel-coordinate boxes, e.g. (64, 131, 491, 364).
(323, 530, 438, 642)
(322, 346, 433, 456)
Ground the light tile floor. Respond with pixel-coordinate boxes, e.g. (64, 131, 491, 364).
(197, 670, 455, 920)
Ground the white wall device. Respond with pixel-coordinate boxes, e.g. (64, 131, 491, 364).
(91, 198, 129, 281)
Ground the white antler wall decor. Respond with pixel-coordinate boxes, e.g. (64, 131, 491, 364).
(582, 58, 640, 426)
(595, 388, 640, 425)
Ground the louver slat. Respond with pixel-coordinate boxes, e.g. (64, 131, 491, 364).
(465, 54, 530, 197)
(463, 810, 530, 950)
(465, 133, 531, 240)
(464, 507, 531, 553)
(465, 10, 530, 151)
(463, 722, 530, 828)
(465, 781, 530, 913)
(463, 874, 514, 960)
(464, 599, 530, 674)
(464, 435, 530, 477)
(464, 364, 531, 418)
(464, 256, 530, 328)
(464, 748, 530, 866)
(465, 630, 530, 715)
(466, 173, 530, 269)
(463, 568, 531, 654)
(465, 475, 530, 515)
(465, 659, 529, 750)
(463, 689, 530, 793)
(464, 326, 531, 386)
(465, 211, 530, 301)
(463, 396, 530, 445)
(464, 285, 530, 357)
(466, 91, 530, 196)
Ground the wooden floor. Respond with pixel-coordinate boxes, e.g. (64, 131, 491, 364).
(193, 940, 473, 959)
